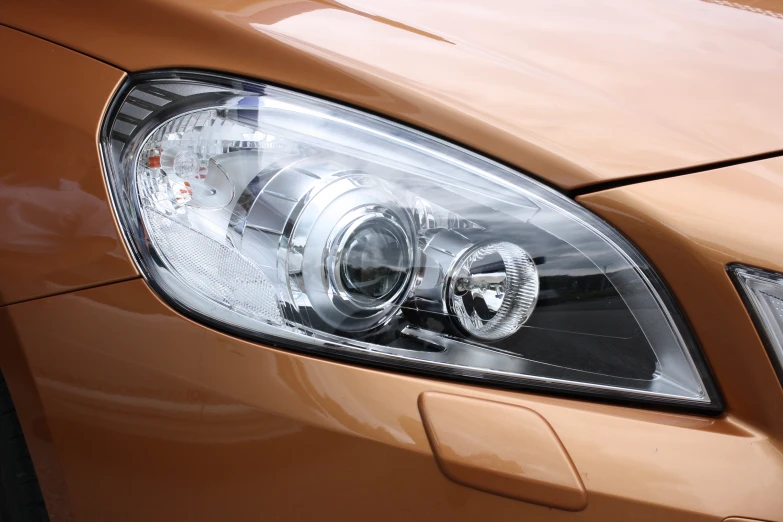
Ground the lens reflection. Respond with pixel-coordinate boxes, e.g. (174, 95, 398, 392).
(340, 220, 408, 302)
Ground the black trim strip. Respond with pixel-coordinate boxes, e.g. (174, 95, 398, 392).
(125, 95, 167, 112)
(134, 84, 185, 101)
(115, 113, 143, 126)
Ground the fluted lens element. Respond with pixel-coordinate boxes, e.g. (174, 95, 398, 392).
(449, 242, 538, 340)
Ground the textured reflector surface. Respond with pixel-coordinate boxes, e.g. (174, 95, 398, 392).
(147, 210, 283, 324)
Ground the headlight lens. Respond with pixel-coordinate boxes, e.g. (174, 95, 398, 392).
(729, 265, 783, 385)
(102, 73, 718, 409)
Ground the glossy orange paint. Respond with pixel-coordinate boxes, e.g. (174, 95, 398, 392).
(579, 157, 783, 442)
(0, 2, 782, 521)
(0, 26, 136, 306)
(418, 392, 587, 511)
(2, 0, 783, 189)
(1, 278, 782, 522)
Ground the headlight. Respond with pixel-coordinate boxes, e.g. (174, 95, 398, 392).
(101, 72, 718, 410)
(729, 265, 783, 385)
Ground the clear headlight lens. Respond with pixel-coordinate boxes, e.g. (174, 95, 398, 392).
(729, 265, 783, 384)
(101, 73, 718, 409)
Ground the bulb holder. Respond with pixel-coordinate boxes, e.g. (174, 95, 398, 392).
(407, 230, 538, 341)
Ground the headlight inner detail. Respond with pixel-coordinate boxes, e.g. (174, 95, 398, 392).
(101, 73, 719, 410)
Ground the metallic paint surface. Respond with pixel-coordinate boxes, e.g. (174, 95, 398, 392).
(0, 26, 136, 306)
(0, 309, 72, 522)
(580, 157, 783, 442)
(418, 392, 588, 511)
(3, 278, 782, 521)
(1, 7, 782, 522)
(2, 0, 783, 189)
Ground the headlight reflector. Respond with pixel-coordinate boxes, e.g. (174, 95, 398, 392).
(101, 73, 718, 409)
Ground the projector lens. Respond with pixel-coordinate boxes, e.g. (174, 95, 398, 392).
(340, 219, 410, 305)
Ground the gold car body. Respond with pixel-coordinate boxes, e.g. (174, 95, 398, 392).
(1, 1, 782, 520)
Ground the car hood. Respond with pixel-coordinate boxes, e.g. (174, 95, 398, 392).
(3, 0, 783, 189)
